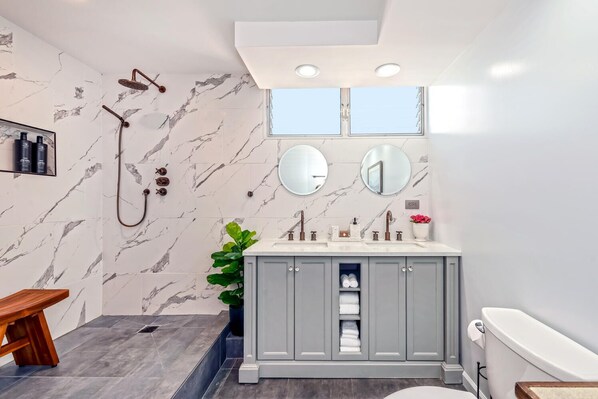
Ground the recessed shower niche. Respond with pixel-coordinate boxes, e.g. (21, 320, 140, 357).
(0, 118, 57, 177)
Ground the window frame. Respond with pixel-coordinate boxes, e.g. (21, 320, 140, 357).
(265, 87, 425, 138)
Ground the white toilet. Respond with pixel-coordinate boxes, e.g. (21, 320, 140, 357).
(386, 307, 598, 399)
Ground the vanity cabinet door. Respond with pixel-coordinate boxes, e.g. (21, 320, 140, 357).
(294, 257, 332, 360)
(257, 257, 295, 360)
(369, 257, 407, 361)
(406, 257, 444, 361)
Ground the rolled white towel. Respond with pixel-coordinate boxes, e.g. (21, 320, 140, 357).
(341, 326, 359, 336)
(339, 304, 360, 315)
(341, 320, 358, 329)
(340, 336, 361, 347)
(339, 292, 359, 305)
(341, 323, 359, 335)
(342, 331, 359, 339)
(348, 273, 359, 288)
(340, 346, 360, 353)
(340, 274, 351, 288)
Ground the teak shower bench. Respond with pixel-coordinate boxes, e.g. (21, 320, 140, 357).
(0, 289, 69, 367)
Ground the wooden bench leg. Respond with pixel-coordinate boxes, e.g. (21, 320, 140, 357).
(6, 311, 59, 366)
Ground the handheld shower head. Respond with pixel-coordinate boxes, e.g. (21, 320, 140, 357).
(102, 105, 130, 127)
(119, 69, 166, 93)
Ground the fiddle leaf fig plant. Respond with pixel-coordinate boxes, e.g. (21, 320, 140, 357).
(207, 221, 258, 307)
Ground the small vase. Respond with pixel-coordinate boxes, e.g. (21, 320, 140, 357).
(412, 223, 430, 241)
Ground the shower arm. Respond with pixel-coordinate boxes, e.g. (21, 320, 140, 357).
(132, 69, 163, 91)
(102, 105, 129, 128)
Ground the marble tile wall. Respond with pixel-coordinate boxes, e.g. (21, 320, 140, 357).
(0, 16, 103, 364)
(101, 74, 430, 315)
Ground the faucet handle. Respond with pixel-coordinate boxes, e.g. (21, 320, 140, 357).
(372, 231, 379, 241)
(310, 231, 317, 241)
(288, 231, 294, 241)
(396, 231, 403, 241)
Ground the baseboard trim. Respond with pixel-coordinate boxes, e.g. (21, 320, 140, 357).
(462, 370, 489, 399)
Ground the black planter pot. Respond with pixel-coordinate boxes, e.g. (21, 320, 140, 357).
(229, 305, 244, 336)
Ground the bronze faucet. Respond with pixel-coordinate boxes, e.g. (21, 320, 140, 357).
(385, 210, 393, 241)
(299, 210, 306, 241)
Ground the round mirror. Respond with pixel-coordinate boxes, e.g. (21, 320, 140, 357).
(360, 144, 411, 195)
(279, 145, 328, 196)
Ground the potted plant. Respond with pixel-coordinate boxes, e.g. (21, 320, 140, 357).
(410, 214, 431, 241)
(207, 221, 257, 336)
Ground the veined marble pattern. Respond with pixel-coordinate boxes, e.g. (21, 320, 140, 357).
(0, 16, 103, 366)
(101, 73, 431, 316)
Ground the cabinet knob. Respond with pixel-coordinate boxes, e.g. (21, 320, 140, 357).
(408, 266, 413, 272)
(295, 267, 299, 272)
(401, 267, 406, 272)
(288, 267, 293, 272)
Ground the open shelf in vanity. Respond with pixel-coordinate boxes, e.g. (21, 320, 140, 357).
(333, 257, 368, 360)
(241, 240, 463, 384)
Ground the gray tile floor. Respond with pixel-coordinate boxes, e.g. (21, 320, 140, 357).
(203, 360, 468, 399)
(0, 313, 228, 399)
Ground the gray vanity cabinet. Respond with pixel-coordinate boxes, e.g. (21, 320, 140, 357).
(368, 257, 407, 361)
(256, 256, 332, 361)
(406, 257, 444, 361)
(243, 250, 462, 384)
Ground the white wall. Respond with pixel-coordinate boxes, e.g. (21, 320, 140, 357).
(428, 0, 598, 393)
(0, 16, 103, 364)
(101, 74, 430, 315)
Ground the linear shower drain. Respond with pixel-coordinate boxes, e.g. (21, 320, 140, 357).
(137, 325, 159, 333)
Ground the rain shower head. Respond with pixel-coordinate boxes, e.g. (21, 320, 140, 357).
(118, 78, 148, 91)
(119, 69, 166, 93)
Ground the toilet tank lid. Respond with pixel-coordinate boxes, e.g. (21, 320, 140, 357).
(481, 308, 598, 381)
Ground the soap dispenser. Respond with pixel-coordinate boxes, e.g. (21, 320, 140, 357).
(350, 217, 360, 240)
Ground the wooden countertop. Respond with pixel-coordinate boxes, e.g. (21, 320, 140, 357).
(516, 382, 598, 399)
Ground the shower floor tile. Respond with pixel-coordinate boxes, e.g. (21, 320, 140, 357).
(0, 313, 228, 399)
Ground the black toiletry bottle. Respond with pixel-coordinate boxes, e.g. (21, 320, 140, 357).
(33, 136, 48, 174)
(14, 132, 32, 172)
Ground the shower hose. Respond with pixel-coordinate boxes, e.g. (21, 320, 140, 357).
(116, 121, 150, 227)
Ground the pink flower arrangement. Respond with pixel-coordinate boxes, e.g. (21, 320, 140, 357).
(410, 214, 431, 224)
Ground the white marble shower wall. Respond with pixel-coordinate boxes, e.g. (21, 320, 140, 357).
(0, 15, 103, 354)
(101, 74, 430, 315)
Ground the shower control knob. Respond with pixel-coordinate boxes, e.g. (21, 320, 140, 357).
(155, 167, 167, 176)
(156, 177, 170, 186)
(155, 188, 167, 196)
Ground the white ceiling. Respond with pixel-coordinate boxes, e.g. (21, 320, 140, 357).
(0, 0, 508, 87)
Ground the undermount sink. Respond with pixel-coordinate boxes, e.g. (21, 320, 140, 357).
(273, 241, 328, 248)
(364, 241, 426, 248)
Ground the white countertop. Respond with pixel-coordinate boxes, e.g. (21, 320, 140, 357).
(244, 239, 461, 257)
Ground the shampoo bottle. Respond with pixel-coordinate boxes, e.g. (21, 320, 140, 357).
(33, 136, 48, 174)
(14, 132, 32, 172)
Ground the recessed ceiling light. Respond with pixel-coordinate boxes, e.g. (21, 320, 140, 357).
(295, 64, 320, 78)
(375, 63, 401, 78)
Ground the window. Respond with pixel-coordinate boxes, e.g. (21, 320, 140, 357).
(267, 87, 423, 136)
(350, 87, 423, 135)
(269, 88, 341, 136)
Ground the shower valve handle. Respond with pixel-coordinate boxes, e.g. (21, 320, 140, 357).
(156, 188, 168, 196)
(155, 167, 167, 176)
(156, 177, 170, 186)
